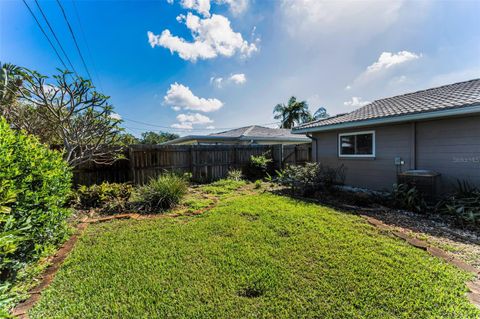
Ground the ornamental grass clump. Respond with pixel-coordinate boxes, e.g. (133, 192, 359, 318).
(134, 173, 188, 212)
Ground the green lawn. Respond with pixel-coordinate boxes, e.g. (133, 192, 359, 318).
(29, 184, 479, 318)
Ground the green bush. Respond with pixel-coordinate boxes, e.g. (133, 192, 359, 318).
(244, 153, 272, 180)
(436, 181, 480, 227)
(391, 183, 427, 213)
(75, 182, 133, 214)
(134, 174, 188, 212)
(0, 118, 71, 290)
(274, 162, 346, 196)
(227, 169, 243, 181)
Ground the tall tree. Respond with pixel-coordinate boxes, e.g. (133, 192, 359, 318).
(0, 62, 23, 116)
(140, 131, 179, 144)
(18, 69, 123, 167)
(312, 107, 329, 120)
(273, 96, 312, 129)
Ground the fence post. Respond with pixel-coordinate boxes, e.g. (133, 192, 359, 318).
(189, 146, 194, 176)
(294, 145, 297, 165)
(128, 146, 135, 184)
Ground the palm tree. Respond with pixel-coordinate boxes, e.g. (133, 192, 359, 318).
(312, 107, 329, 120)
(273, 96, 312, 129)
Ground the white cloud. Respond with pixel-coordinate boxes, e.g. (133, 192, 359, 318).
(171, 122, 193, 130)
(229, 73, 246, 84)
(281, 0, 406, 40)
(164, 82, 223, 112)
(366, 51, 421, 74)
(345, 85, 352, 90)
(206, 125, 215, 129)
(216, 0, 249, 15)
(148, 13, 258, 62)
(167, 0, 248, 17)
(109, 113, 122, 120)
(344, 97, 370, 108)
(172, 112, 213, 130)
(179, 0, 211, 17)
(210, 73, 246, 88)
(210, 76, 224, 88)
(176, 113, 213, 124)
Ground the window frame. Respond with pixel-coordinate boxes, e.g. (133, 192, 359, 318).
(338, 130, 376, 158)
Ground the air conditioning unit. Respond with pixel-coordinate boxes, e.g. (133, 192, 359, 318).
(397, 170, 441, 202)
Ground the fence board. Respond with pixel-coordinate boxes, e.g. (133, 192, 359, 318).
(73, 144, 311, 186)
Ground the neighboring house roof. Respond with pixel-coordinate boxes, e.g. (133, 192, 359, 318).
(293, 79, 480, 133)
(163, 125, 310, 145)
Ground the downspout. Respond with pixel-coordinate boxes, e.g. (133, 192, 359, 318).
(306, 133, 318, 162)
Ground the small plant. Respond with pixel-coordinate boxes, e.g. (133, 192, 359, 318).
(134, 173, 188, 212)
(254, 180, 262, 189)
(391, 183, 427, 213)
(244, 153, 272, 180)
(273, 162, 346, 196)
(76, 182, 133, 213)
(436, 180, 480, 227)
(227, 169, 243, 181)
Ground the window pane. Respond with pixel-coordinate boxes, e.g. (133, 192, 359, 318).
(356, 134, 373, 154)
(340, 136, 355, 154)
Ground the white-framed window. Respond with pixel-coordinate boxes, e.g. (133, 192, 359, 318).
(338, 130, 375, 158)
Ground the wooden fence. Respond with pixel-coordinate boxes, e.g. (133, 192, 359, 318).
(73, 143, 311, 186)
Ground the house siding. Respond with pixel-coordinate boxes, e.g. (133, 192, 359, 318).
(312, 115, 480, 193)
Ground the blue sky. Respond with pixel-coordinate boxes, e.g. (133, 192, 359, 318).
(1, 0, 479, 136)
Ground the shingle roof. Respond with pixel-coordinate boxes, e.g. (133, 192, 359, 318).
(294, 79, 480, 131)
(210, 125, 302, 139)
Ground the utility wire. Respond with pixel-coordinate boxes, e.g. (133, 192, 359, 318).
(71, 0, 104, 92)
(22, 0, 69, 71)
(122, 117, 281, 132)
(34, 0, 78, 76)
(56, 0, 94, 82)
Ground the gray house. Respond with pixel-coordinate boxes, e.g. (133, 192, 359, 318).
(163, 125, 310, 145)
(293, 79, 480, 193)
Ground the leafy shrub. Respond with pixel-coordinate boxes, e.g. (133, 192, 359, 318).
(75, 182, 133, 214)
(227, 169, 243, 181)
(134, 173, 188, 212)
(254, 180, 262, 189)
(244, 153, 272, 180)
(391, 183, 427, 213)
(274, 162, 346, 196)
(0, 118, 71, 305)
(436, 181, 480, 227)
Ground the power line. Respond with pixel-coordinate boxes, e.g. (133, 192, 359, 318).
(71, 0, 104, 92)
(122, 117, 281, 132)
(22, 0, 69, 71)
(56, 0, 94, 82)
(33, 0, 78, 76)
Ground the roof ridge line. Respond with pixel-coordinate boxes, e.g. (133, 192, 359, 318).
(372, 78, 480, 103)
(241, 125, 256, 137)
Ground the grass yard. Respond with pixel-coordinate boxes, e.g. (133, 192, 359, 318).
(29, 183, 479, 318)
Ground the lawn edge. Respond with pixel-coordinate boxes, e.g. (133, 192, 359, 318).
(10, 196, 220, 318)
(362, 214, 480, 309)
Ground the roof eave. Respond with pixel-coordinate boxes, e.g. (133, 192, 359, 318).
(238, 136, 310, 142)
(162, 135, 310, 145)
(292, 104, 480, 134)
